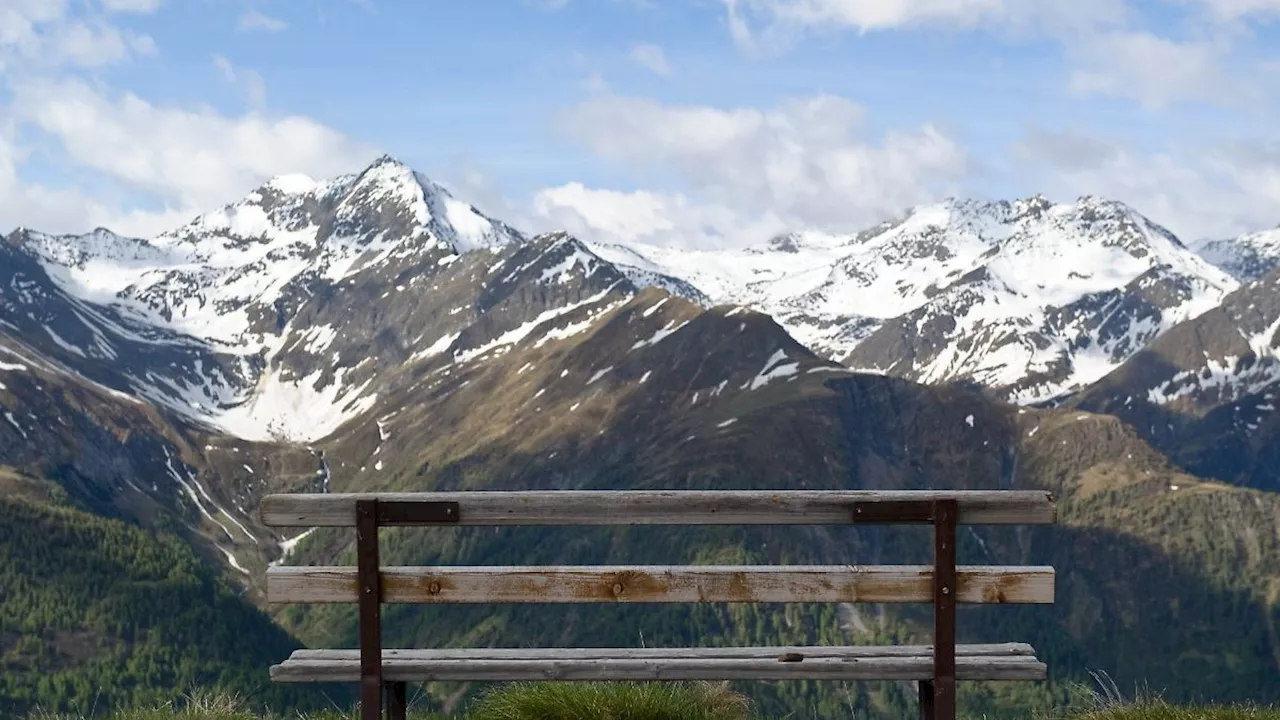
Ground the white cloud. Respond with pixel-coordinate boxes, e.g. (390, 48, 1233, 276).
(1191, 0, 1280, 20)
(534, 184, 677, 242)
(581, 70, 608, 93)
(101, 0, 164, 12)
(1067, 31, 1242, 109)
(720, 0, 1268, 112)
(533, 183, 789, 247)
(0, 0, 376, 238)
(629, 43, 671, 75)
(213, 54, 267, 109)
(237, 9, 287, 32)
(0, 0, 157, 70)
(722, 0, 1128, 48)
(1016, 127, 1280, 241)
(7, 77, 374, 234)
(542, 93, 968, 246)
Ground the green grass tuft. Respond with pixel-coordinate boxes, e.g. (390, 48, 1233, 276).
(23, 683, 757, 720)
(1061, 703, 1280, 720)
(463, 681, 757, 720)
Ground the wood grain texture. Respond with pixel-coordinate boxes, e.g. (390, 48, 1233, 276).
(260, 490, 1056, 527)
(266, 565, 1055, 605)
(288, 643, 1038, 662)
(269, 647, 1047, 683)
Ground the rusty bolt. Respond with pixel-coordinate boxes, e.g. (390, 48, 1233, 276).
(429, 581, 441, 594)
(612, 583, 624, 594)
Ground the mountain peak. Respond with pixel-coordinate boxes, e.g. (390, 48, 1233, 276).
(369, 152, 408, 168)
(261, 173, 322, 195)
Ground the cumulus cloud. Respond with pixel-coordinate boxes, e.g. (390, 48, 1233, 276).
(101, 0, 164, 12)
(1067, 31, 1243, 109)
(1191, 0, 1280, 20)
(1016, 127, 1280, 241)
(629, 43, 671, 75)
(720, 0, 1272, 112)
(536, 93, 968, 247)
(722, 0, 1129, 49)
(213, 54, 267, 109)
(237, 9, 287, 33)
(6, 78, 374, 235)
(0, 0, 376, 238)
(0, 0, 157, 70)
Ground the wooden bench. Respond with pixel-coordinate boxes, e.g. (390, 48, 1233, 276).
(261, 490, 1056, 720)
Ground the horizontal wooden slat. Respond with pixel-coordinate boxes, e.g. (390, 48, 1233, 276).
(260, 490, 1056, 527)
(269, 646, 1047, 682)
(288, 643, 1037, 662)
(266, 565, 1054, 605)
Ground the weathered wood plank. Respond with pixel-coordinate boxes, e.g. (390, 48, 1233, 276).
(266, 565, 1055, 605)
(260, 490, 1056, 527)
(288, 643, 1038, 662)
(270, 654, 1047, 683)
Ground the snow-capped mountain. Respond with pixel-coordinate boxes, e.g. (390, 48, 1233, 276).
(1, 156, 624, 443)
(17, 155, 524, 349)
(591, 195, 1240, 403)
(1193, 227, 1280, 283)
(1069, 264, 1280, 490)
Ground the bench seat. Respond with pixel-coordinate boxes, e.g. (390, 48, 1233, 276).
(270, 643, 1046, 683)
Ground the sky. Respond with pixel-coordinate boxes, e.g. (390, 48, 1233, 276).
(2, 0, 1280, 249)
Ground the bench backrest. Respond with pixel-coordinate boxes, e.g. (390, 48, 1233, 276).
(261, 490, 1056, 719)
(262, 490, 1056, 606)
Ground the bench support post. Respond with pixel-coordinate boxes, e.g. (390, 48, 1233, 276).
(932, 498, 958, 720)
(356, 499, 383, 720)
(386, 681, 407, 720)
(918, 680, 935, 719)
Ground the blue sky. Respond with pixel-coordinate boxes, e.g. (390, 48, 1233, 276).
(2, 0, 1280, 247)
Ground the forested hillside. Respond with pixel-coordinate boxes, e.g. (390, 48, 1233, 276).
(0, 473, 347, 716)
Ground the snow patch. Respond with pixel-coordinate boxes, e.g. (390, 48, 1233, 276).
(4, 412, 27, 438)
(745, 350, 800, 391)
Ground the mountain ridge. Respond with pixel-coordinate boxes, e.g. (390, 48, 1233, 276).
(3, 155, 1280, 715)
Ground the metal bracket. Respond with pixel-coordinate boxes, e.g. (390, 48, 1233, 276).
(849, 499, 935, 523)
(376, 500, 460, 525)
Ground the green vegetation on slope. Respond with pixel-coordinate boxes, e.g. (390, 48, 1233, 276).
(0, 485, 344, 717)
(1059, 707, 1280, 720)
(271, 377, 1280, 719)
(22, 686, 1280, 720)
(24, 683, 759, 720)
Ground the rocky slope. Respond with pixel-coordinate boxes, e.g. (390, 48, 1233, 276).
(1067, 265, 1280, 491)
(1195, 227, 1280, 283)
(275, 297, 1280, 715)
(590, 196, 1238, 405)
(5, 154, 528, 444)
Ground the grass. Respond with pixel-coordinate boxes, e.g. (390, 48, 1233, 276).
(1035, 674, 1280, 720)
(21, 682, 1280, 720)
(22, 682, 760, 720)
(1063, 705, 1280, 720)
(460, 682, 755, 720)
